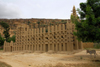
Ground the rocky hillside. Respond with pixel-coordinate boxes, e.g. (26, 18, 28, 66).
(0, 18, 68, 30)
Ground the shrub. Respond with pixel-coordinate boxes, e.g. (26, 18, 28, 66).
(46, 29, 48, 32)
(0, 34, 5, 46)
(80, 56, 83, 60)
(94, 43, 100, 49)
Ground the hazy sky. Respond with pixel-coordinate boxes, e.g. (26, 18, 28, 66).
(0, 0, 86, 19)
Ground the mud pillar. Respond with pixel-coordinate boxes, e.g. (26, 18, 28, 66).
(75, 37, 78, 50)
(52, 44, 54, 51)
(40, 44, 42, 51)
(12, 47, 14, 51)
(43, 44, 45, 52)
(67, 43, 71, 51)
(3, 42, 6, 51)
(33, 45, 34, 51)
(38, 44, 39, 51)
(35, 45, 36, 51)
(63, 43, 65, 51)
(78, 41, 83, 49)
(48, 44, 50, 51)
(59, 43, 61, 51)
(56, 44, 58, 52)
(42, 44, 43, 51)
(31, 45, 33, 51)
(65, 43, 67, 51)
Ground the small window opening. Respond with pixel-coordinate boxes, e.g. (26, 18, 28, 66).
(46, 37, 48, 39)
(61, 36, 63, 38)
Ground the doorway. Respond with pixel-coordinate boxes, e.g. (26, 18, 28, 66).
(45, 44, 48, 52)
(61, 44, 63, 51)
(10, 46, 12, 52)
(39, 45, 40, 51)
(58, 44, 59, 51)
(73, 44, 75, 50)
(65, 43, 67, 51)
(54, 44, 56, 51)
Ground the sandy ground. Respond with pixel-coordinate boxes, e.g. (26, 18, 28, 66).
(0, 50, 100, 67)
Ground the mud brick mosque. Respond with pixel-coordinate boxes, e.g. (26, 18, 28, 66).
(3, 6, 83, 52)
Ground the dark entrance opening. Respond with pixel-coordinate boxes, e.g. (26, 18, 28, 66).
(28, 45, 29, 50)
(50, 44, 52, 50)
(22, 46, 23, 50)
(61, 44, 63, 51)
(58, 44, 59, 51)
(25, 45, 26, 50)
(11, 46, 12, 52)
(36, 45, 37, 50)
(33, 45, 34, 51)
(54, 44, 56, 51)
(78, 42, 81, 49)
(39, 45, 40, 51)
(30, 45, 32, 50)
(42, 44, 43, 51)
(65, 43, 67, 51)
(73, 44, 75, 50)
(46, 44, 48, 52)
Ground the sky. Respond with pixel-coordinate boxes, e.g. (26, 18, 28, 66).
(0, 0, 87, 19)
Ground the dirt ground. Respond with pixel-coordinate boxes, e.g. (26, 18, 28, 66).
(0, 49, 100, 67)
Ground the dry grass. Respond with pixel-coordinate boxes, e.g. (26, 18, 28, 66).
(0, 61, 12, 67)
(35, 63, 100, 67)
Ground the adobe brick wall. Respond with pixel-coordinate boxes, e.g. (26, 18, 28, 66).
(4, 22, 83, 52)
(82, 42, 94, 48)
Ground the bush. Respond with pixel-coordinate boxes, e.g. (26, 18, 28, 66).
(46, 29, 48, 32)
(94, 43, 100, 49)
(11, 35, 15, 42)
(6, 35, 16, 43)
(0, 48, 3, 50)
(0, 34, 5, 46)
(37, 21, 40, 24)
(6, 37, 12, 43)
(50, 23, 53, 25)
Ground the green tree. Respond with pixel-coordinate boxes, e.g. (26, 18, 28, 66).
(37, 21, 40, 28)
(5, 35, 16, 43)
(27, 21, 30, 25)
(71, 0, 100, 43)
(0, 21, 9, 29)
(7, 37, 12, 43)
(0, 34, 5, 46)
(0, 21, 10, 41)
(46, 29, 48, 32)
(11, 35, 16, 42)
(61, 20, 64, 22)
(50, 23, 53, 26)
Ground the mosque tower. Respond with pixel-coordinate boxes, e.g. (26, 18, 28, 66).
(71, 6, 77, 17)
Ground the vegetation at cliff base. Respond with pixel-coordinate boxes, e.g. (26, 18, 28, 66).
(7, 35, 16, 43)
(0, 21, 16, 46)
(0, 34, 5, 46)
(0, 21, 10, 41)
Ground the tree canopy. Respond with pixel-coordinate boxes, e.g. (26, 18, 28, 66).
(6, 35, 16, 43)
(0, 21, 16, 45)
(0, 21, 10, 42)
(0, 21, 9, 29)
(11, 35, 16, 42)
(0, 34, 5, 46)
(71, 0, 100, 43)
